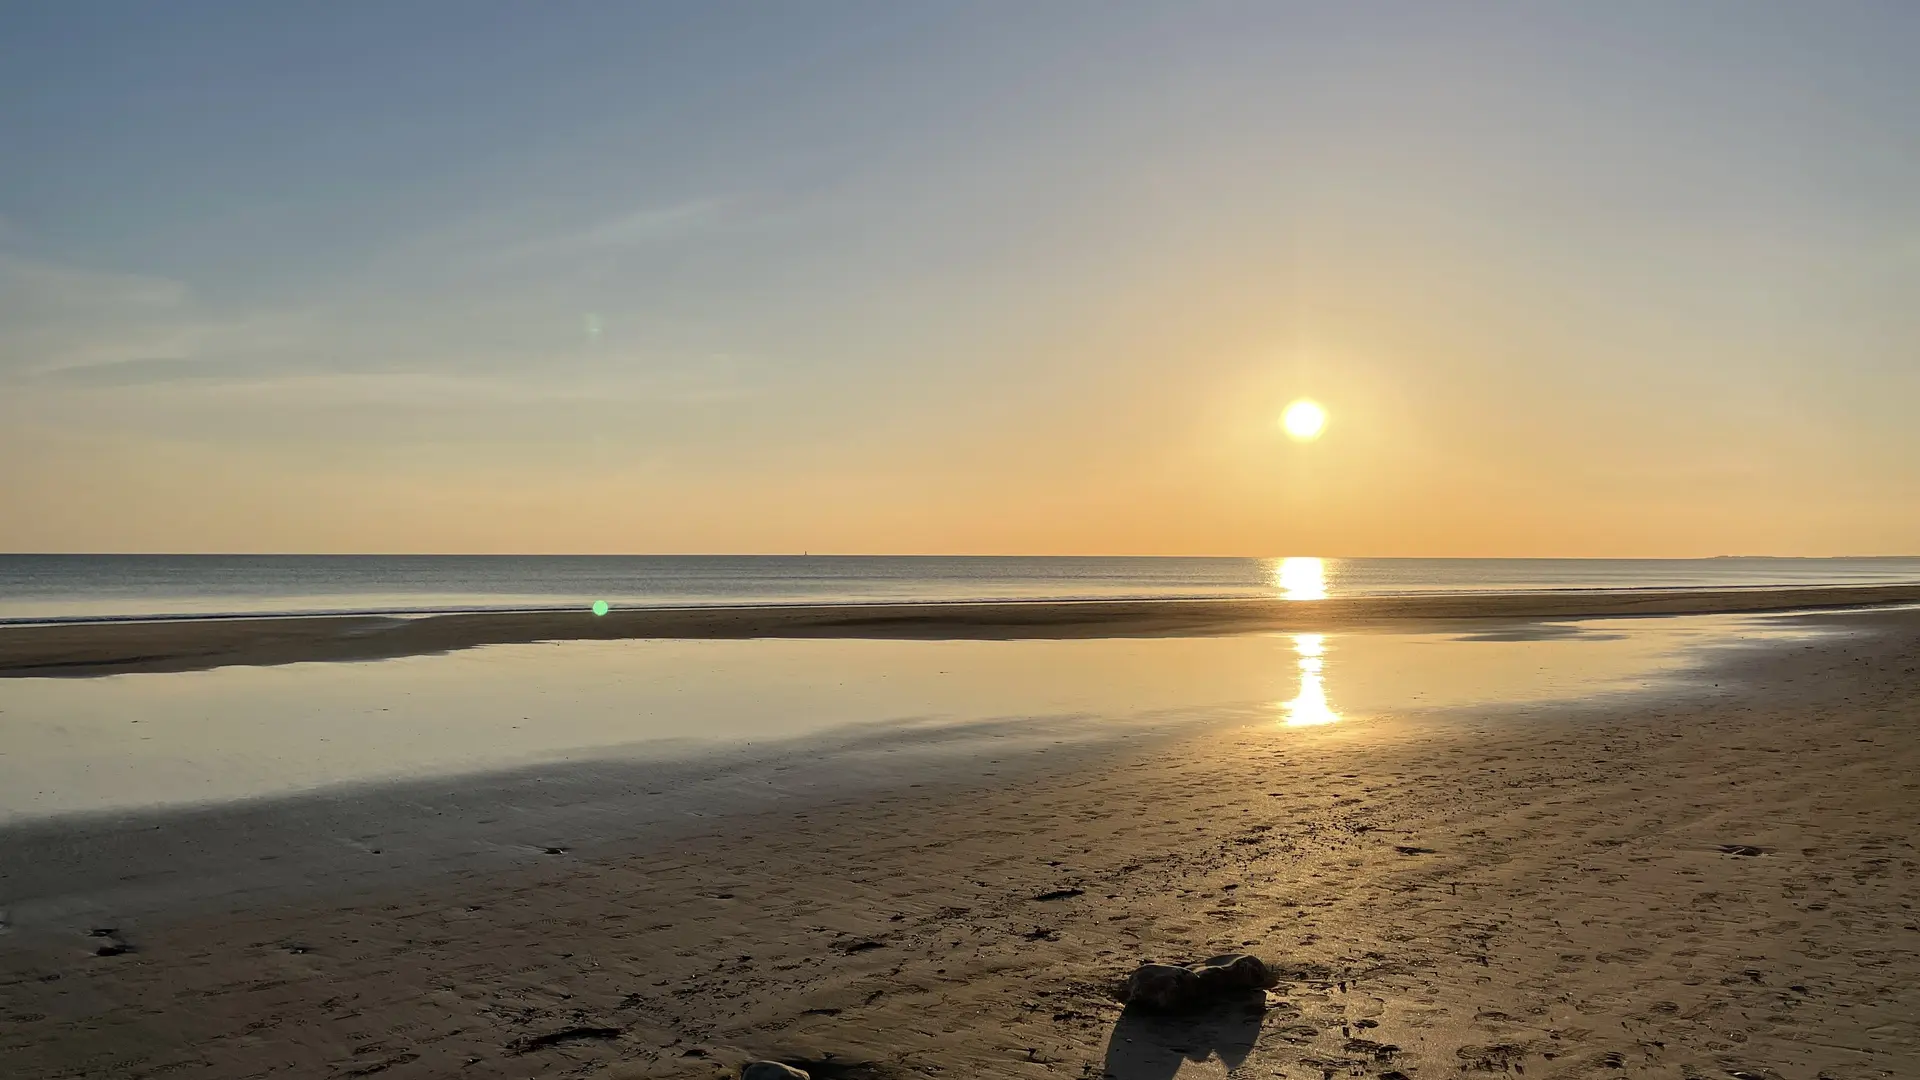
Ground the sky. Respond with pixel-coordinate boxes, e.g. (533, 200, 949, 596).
(3, 2, 1917, 556)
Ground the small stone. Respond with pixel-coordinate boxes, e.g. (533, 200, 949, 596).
(1125, 954, 1279, 1011)
(742, 1062, 810, 1080)
(1125, 963, 1203, 1010)
(1189, 953, 1275, 992)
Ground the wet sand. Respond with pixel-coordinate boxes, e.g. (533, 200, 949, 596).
(3, 607, 1917, 1079)
(0, 619, 1758, 822)
(5, 582, 1920, 677)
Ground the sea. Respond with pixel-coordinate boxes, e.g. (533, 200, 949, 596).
(3, 554, 1919, 623)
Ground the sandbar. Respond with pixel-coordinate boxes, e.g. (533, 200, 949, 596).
(4, 582, 1919, 676)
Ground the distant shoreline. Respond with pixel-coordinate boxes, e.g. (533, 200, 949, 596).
(3, 583, 1918, 678)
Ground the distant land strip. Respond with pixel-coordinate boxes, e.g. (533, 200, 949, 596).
(3, 584, 1918, 678)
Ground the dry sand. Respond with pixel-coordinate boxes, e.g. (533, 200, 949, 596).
(3, 608, 1918, 1080)
(5, 583, 1920, 677)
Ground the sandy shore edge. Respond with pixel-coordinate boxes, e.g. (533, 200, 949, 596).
(4, 582, 1919, 677)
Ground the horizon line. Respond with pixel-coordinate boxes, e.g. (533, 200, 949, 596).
(4, 552, 1919, 561)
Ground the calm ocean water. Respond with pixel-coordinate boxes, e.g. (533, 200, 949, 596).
(3, 555, 1919, 623)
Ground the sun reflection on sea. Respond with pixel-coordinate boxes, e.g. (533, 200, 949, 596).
(1276, 556, 1329, 600)
(1281, 632, 1340, 726)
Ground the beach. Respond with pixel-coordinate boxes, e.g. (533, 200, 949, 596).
(13, 3, 1920, 1076)
(3, 603, 1917, 1079)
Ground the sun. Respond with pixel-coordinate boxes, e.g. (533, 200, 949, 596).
(1281, 399, 1328, 441)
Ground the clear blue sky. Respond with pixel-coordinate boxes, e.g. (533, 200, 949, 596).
(4, 2, 1917, 554)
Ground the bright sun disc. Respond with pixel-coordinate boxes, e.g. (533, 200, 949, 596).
(1282, 399, 1327, 440)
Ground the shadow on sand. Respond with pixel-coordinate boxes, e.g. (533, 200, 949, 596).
(1099, 992, 1266, 1079)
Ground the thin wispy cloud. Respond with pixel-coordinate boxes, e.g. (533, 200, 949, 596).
(0, 255, 189, 320)
(491, 198, 731, 263)
(30, 356, 282, 386)
(388, 196, 738, 277)
(69, 354, 753, 402)
(2, 235, 758, 394)
(0, 256, 320, 384)
(1, 256, 209, 376)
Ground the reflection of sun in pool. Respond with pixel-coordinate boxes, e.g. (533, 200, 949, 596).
(1281, 399, 1327, 440)
(1276, 556, 1328, 601)
(1282, 633, 1340, 726)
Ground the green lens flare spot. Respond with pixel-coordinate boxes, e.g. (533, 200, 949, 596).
(591, 600, 609, 617)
